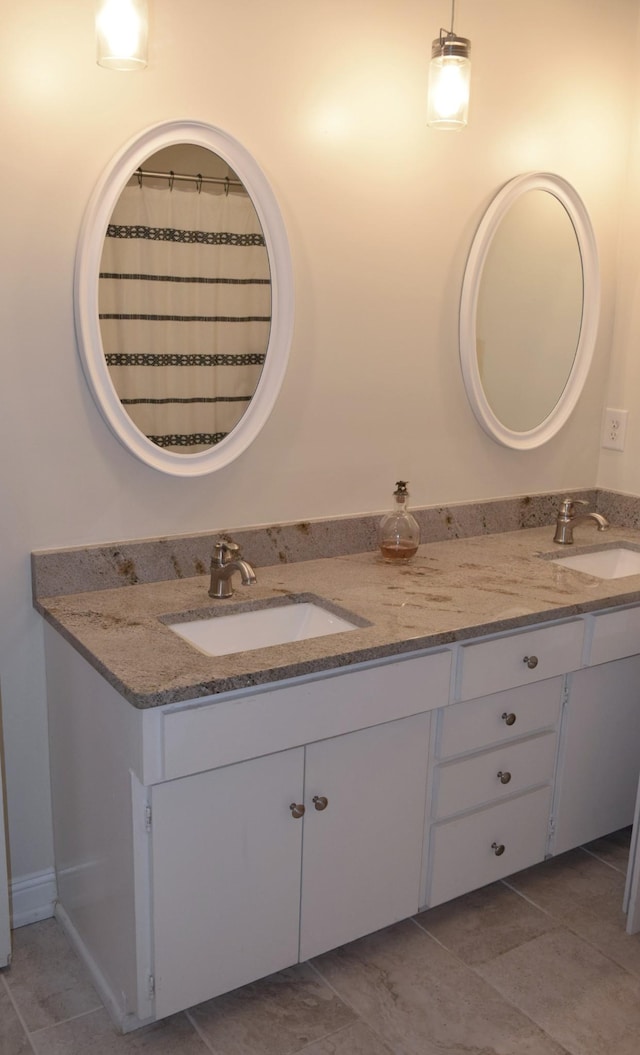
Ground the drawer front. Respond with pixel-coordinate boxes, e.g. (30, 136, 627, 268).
(456, 620, 584, 701)
(427, 786, 552, 908)
(437, 677, 563, 759)
(162, 650, 451, 781)
(588, 605, 640, 666)
(433, 732, 557, 820)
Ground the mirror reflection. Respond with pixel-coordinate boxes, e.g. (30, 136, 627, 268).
(98, 144, 271, 454)
(459, 172, 599, 450)
(476, 189, 583, 432)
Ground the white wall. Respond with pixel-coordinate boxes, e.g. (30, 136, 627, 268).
(599, 9, 640, 493)
(0, 0, 637, 897)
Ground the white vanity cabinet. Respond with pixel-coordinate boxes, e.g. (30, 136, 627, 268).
(43, 626, 448, 1030)
(552, 626, 640, 855)
(552, 607, 640, 857)
(151, 713, 431, 1020)
(422, 620, 583, 908)
(425, 677, 564, 907)
(43, 603, 640, 1032)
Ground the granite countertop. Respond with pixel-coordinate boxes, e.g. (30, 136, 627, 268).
(35, 525, 640, 709)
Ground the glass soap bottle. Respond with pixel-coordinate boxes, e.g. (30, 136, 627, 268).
(378, 481, 420, 562)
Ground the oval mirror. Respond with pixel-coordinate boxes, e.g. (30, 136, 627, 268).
(75, 120, 294, 476)
(459, 173, 599, 450)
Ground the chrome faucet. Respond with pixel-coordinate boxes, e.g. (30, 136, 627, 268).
(553, 497, 610, 545)
(209, 538, 257, 598)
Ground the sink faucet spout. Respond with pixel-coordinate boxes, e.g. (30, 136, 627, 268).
(209, 539, 257, 598)
(553, 498, 610, 545)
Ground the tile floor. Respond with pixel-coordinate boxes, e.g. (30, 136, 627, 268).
(1, 829, 638, 1055)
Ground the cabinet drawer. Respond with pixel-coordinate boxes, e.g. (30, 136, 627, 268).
(456, 621, 583, 701)
(427, 786, 552, 908)
(433, 732, 557, 820)
(162, 650, 451, 781)
(588, 605, 640, 666)
(437, 677, 563, 759)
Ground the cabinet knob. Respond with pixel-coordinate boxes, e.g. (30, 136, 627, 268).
(523, 655, 538, 669)
(501, 712, 517, 726)
(289, 803, 305, 819)
(491, 842, 506, 856)
(497, 770, 512, 785)
(312, 795, 328, 811)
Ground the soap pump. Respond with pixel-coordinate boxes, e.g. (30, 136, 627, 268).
(378, 481, 420, 562)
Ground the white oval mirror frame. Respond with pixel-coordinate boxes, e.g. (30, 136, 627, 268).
(74, 120, 294, 476)
(459, 173, 600, 450)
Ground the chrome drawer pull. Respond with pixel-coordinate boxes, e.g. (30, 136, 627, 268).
(312, 795, 328, 811)
(289, 803, 305, 819)
(523, 655, 539, 669)
(501, 712, 517, 726)
(497, 770, 512, 784)
(491, 841, 506, 856)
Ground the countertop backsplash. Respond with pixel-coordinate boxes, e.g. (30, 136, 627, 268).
(32, 487, 605, 600)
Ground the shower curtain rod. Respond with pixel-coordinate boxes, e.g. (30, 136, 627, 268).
(134, 167, 246, 191)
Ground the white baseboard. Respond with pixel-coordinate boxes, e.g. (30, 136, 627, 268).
(10, 868, 57, 928)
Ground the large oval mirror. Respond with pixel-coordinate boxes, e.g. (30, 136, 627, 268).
(75, 120, 294, 476)
(459, 173, 599, 449)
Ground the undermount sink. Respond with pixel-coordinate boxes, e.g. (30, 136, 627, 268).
(551, 545, 640, 580)
(167, 600, 360, 657)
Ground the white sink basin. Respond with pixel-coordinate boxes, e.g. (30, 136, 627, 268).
(167, 601, 360, 657)
(552, 546, 640, 579)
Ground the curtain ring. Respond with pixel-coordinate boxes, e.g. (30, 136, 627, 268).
(169, 170, 175, 191)
(136, 167, 143, 189)
(224, 176, 230, 197)
(196, 174, 203, 194)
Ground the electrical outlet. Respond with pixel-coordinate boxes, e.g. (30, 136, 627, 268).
(602, 408, 628, 451)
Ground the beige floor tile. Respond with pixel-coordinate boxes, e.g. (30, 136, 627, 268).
(295, 1020, 396, 1055)
(583, 826, 632, 873)
(187, 962, 357, 1055)
(312, 919, 569, 1055)
(415, 880, 559, 965)
(4, 920, 102, 1031)
(506, 847, 640, 975)
(476, 927, 640, 1055)
(30, 1007, 209, 1055)
(0, 981, 32, 1055)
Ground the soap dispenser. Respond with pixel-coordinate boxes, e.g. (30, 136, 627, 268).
(378, 481, 420, 562)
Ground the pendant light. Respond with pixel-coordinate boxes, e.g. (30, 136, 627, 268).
(427, 0, 471, 130)
(96, 0, 149, 71)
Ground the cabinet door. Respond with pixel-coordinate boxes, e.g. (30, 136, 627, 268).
(299, 712, 430, 962)
(151, 748, 304, 1020)
(553, 657, 640, 855)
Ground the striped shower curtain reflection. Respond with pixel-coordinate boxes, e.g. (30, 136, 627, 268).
(98, 180, 271, 453)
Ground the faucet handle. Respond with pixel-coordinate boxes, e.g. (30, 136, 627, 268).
(559, 497, 587, 516)
(213, 538, 240, 565)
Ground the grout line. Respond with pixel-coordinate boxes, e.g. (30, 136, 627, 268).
(1, 971, 39, 1055)
(184, 1007, 219, 1054)
(295, 1020, 377, 1054)
(306, 958, 359, 1014)
(27, 1005, 106, 1037)
(500, 876, 566, 922)
(410, 900, 575, 1055)
(581, 845, 629, 876)
(306, 959, 395, 1055)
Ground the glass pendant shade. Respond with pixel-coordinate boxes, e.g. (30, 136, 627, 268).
(96, 0, 149, 71)
(427, 35, 471, 129)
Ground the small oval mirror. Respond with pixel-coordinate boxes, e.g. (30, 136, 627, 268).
(75, 120, 294, 476)
(459, 173, 599, 450)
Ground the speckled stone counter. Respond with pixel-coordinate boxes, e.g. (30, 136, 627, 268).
(34, 524, 640, 709)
